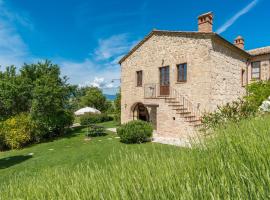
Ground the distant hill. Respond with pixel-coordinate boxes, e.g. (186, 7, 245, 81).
(105, 94, 116, 101)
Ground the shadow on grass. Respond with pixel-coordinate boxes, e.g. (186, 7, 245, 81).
(0, 155, 32, 169)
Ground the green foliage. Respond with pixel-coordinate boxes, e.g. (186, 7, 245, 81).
(0, 66, 32, 120)
(0, 61, 74, 145)
(114, 93, 121, 124)
(202, 80, 270, 130)
(0, 123, 5, 151)
(80, 87, 109, 112)
(1, 117, 270, 199)
(245, 80, 270, 112)
(28, 61, 74, 139)
(80, 114, 113, 126)
(0, 113, 34, 150)
(86, 126, 106, 137)
(117, 120, 153, 144)
(202, 99, 254, 130)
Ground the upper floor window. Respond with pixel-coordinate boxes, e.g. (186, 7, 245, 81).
(251, 61, 261, 80)
(136, 70, 143, 87)
(177, 63, 187, 82)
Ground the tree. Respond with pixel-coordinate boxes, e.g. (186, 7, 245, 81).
(0, 66, 32, 120)
(80, 87, 109, 112)
(0, 61, 74, 140)
(27, 61, 74, 138)
(114, 92, 121, 124)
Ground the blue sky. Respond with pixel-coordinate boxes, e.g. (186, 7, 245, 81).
(0, 0, 269, 94)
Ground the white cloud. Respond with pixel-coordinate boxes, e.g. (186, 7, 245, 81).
(0, 0, 130, 95)
(216, 0, 259, 34)
(94, 34, 135, 61)
(0, 0, 34, 67)
(59, 58, 121, 94)
(59, 33, 135, 94)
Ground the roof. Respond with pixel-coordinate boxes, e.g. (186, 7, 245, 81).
(248, 46, 270, 56)
(119, 30, 250, 64)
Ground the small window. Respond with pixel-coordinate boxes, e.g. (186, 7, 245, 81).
(177, 63, 187, 82)
(136, 70, 143, 87)
(251, 62, 261, 80)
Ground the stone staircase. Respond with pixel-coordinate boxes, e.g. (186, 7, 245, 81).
(144, 84, 202, 128)
(159, 93, 202, 128)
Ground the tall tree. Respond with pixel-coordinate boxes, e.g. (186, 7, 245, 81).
(80, 87, 109, 112)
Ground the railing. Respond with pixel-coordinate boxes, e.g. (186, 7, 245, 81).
(144, 83, 201, 120)
(170, 87, 201, 121)
(144, 83, 158, 99)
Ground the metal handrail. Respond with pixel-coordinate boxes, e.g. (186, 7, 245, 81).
(169, 87, 201, 121)
(144, 83, 201, 120)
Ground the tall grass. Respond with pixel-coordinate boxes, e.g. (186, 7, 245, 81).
(1, 116, 270, 199)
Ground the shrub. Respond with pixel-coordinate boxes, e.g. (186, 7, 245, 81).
(245, 80, 270, 112)
(0, 122, 5, 151)
(1, 113, 35, 150)
(117, 120, 153, 144)
(80, 113, 113, 126)
(201, 98, 255, 130)
(86, 126, 106, 137)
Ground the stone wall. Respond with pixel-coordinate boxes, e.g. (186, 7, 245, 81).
(208, 39, 247, 112)
(120, 32, 248, 138)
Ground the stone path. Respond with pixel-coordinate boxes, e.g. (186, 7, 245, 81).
(152, 136, 192, 147)
(72, 124, 192, 147)
(106, 128, 117, 133)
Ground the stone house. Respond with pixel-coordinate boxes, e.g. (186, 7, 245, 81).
(119, 12, 270, 139)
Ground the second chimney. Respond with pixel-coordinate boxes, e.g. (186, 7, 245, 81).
(234, 36, 245, 49)
(198, 12, 213, 33)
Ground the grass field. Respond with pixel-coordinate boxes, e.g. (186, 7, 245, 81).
(1, 117, 270, 199)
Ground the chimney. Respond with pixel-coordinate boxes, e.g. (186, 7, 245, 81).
(198, 12, 213, 32)
(234, 36, 245, 49)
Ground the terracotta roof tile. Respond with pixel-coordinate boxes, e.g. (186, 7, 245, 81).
(248, 46, 270, 56)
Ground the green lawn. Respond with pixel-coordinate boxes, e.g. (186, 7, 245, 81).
(1, 118, 270, 199)
(0, 121, 173, 190)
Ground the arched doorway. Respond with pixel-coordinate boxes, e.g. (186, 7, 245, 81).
(132, 103, 150, 122)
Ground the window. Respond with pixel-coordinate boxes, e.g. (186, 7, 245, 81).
(136, 70, 143, 87)
(177, 63, 187, 82)
(251, 62, 261, 80)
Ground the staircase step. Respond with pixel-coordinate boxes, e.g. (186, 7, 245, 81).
(184, 115, 196, 118)
(166, 101, 180, 103)
(176, 111, 191, 114)
(168, 104, 184, 107)
(191, 123, 203, 127)
(173, 107, 186, 110)
(173, 106, 186, 110)
(188, 119, 202, 123)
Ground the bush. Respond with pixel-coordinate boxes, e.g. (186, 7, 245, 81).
(80, 113, 113, 126)
(245, 80, 270, 112)
(0, 122, 5, 151)
(0, 113, 35, 150)
(86, 126, 106, 137)
(117, 120, 153, 144)
(201, 99, 254, 130)
(201, 80, 270, 131)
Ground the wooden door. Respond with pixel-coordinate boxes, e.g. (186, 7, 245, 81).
(160, 66, 170, 96)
